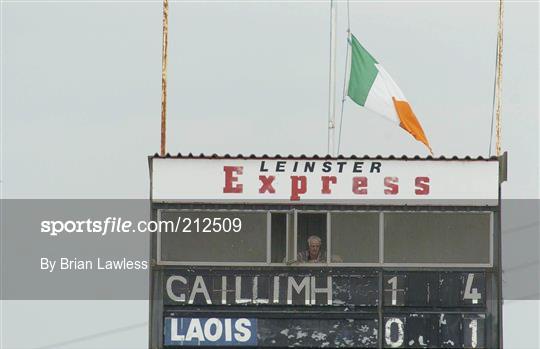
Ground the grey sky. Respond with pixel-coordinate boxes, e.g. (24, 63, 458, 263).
(2, 1, 538, 199)
(1, 1, 538, 348)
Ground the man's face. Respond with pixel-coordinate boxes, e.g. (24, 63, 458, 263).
(308, 240, 321, 258)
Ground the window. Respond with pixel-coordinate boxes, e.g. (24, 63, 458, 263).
(383, 212, 491, 264)
(331, 212, 379, 263)
(156, 209, 491, 266)
(159, 211, 267, 263)
(296, 213, 328, 263)
(270, 213, 287, 263)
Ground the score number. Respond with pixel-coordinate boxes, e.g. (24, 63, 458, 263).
(384, 314, 485, 348)
(386, 276, 401, 306)
(464, 273, 482, 304)
(384, 272, 485, 307)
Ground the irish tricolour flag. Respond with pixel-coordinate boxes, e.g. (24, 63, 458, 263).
(347, 34, 432, 154)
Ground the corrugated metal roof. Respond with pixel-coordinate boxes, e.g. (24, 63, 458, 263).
(150, 153, 499, 161)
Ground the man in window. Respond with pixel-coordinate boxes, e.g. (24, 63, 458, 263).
(297, 235, 327, 263)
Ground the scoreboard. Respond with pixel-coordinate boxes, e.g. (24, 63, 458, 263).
(148, 155, 505, 348)
(159, 268, 491, 347)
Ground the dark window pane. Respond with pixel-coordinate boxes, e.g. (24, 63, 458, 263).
(331, 212, 379, 263)
(271, 213, 287, 263)
(384, 212, 491, 264)
(286, 213, 295, 262)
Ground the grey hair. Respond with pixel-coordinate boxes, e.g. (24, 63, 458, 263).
(307, 235, 321, 244)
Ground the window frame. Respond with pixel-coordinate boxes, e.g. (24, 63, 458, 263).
(156, 208, 493, 268)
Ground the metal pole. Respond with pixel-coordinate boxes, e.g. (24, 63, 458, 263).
(495, 0, 504, 156)
(160, 0, 169, 156)
(327, 0, 337, 156)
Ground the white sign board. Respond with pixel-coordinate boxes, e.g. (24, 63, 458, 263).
(151, 158, 499, 205)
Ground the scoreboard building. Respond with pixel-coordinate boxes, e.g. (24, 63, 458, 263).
(148, 154, 506, 348)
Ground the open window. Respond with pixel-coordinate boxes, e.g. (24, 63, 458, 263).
(295, 212, 328, 264)
(272, 211, 378, 265)
(270, 212, 287, 263)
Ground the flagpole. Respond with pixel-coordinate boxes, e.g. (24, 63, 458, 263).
(495, 0, 504, 156)
(160, 0, 169, 156)
(327, 0, 338, 156)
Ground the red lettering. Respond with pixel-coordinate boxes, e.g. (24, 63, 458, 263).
(321, 176, 337, 194)
(223, 166, 243, 193)
(352, 177, 368, 195)
(415, 176, 430, 195)
(290, 176, 307, 201)
(384, 177, 399, 195)
(259, 175, 276, 194)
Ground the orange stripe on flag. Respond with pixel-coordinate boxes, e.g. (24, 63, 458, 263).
(392, 97, 433, 154)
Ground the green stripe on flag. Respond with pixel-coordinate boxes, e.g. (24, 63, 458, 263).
(347, 34, 379, 106)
